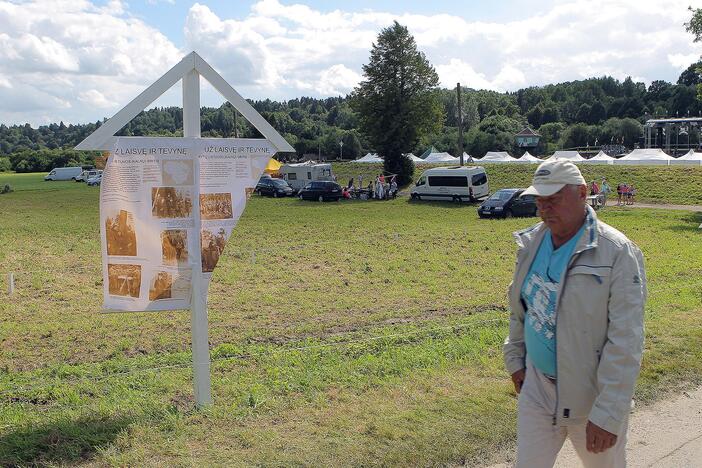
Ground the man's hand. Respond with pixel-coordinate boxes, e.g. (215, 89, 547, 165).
(586, 420, 617, 453)
(511, 368, 526, 394)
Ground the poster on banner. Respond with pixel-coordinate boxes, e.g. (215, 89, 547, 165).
(100, 137, 275, 312)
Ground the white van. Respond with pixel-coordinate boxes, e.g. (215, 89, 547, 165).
(410, 166, 489, 202)
(44, 167, 83, 181)
(281, 162, 334, 191)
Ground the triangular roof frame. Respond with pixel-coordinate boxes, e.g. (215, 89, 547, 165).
(516, 127, 540, 137)
(75, 51, 294, 152)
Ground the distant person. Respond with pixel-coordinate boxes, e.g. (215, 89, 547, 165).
(342, 187, 351, 199)
(623, 184, 631, 205)
(616, 183, 624, 206)
(601, 178, 611, 206)
(376, 177, 385, 199)
(589, 180, 599, 196)
(629, 185, 636, 205)
(390, 179, 398, 198)
(504, 160, 646, 468)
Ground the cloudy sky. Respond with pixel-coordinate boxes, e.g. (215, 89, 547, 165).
(1, 0, 701, 127)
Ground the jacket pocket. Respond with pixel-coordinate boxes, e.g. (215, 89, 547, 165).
(568, 265, 611, 283)
(563, 265, 612, 330)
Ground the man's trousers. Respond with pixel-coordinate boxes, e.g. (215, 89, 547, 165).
(516, 359, 628, 468)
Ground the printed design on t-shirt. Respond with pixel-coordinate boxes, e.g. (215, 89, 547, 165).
(522, 272, 557, 343)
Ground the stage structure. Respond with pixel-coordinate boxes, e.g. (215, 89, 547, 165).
(644, 117, 702, 155)
(76, 51, 295, 407)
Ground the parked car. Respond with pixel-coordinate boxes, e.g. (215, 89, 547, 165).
(44, 166, 83, 181)
(87, 173, 102, 186)
(298, 181, 342, 202)
(255, 177, 294, 197)
(410, 166, 489, 202)
(478, 189, 539, 218)
(76, 169, 102, 182)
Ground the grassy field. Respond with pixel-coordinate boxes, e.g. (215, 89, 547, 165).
(332, 162, 702, 206)
(0, 172, 701, 466)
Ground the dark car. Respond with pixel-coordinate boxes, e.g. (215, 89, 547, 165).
(255, 177, 293, 197)
(298, 181, 342, 202)
(478, 188, 539, 218)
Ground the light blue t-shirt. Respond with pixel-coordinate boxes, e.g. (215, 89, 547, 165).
(521, 224, 586, 378)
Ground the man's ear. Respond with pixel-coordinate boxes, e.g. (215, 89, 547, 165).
(578, 184, 587, 200)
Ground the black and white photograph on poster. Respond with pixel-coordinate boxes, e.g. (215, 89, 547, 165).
(200, 193, 233, 220)
(107, 263, 142, 298)
(160, 229, 188, 266)
(151, 187, 193, 218)
(105, 209, 137, 256)
(201, 227, 227, 273)
(162, 159, 194, 186)
(149, 271, 173, 300)
(148, 270, 192, 301)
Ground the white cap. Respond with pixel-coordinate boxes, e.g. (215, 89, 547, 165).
(522, 160, 586, 197)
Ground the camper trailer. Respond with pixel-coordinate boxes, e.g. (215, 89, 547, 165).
(410, 166, 489, 202)
(280, 162, 334, 191)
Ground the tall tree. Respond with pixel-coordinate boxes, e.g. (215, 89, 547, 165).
(351, 21, 443, 185)
(685, 7, 702, 100)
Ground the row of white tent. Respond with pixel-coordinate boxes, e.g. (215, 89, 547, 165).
(352, 149, 702, 165)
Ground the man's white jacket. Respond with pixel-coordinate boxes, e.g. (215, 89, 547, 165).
(503, 206, 647, 436)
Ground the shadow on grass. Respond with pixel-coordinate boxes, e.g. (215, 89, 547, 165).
(0, 413, 134, 466)
(666, 212, 702, 233)
(406, 199, 481, 209)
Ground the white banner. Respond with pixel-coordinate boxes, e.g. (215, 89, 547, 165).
(100, 137, 275, 311)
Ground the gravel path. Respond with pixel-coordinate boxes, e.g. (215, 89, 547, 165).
(488, 386, 702, 467)
(604, 200, 702, 212)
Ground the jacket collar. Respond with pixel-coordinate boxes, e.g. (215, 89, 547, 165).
(513, 205, 599, 254)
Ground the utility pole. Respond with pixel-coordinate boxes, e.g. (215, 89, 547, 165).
(457, 83, 464, 165)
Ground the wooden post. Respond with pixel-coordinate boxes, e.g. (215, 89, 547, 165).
(7, 273, 14, 296)
(184, 69, 213, 408)
(457, 83, 464, 166)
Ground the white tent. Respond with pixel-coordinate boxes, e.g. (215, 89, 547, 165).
(479, 151, 516, 162)
(516, 151, 541, 163)
(615, 148, 673, 165)
(405, 153, 426, 163)
(547, 150, 585, 162)
(353, 152, 383, 163)
(670, 149, 702, 165)
(424, 151, 459, 163)
(584, 150, 615, 165)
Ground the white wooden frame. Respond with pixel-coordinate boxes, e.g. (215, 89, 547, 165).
(76, 52, 294, 407)
(75, 51, 294, 153)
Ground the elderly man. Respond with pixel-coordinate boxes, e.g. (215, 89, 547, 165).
(503, 160, 646, 467)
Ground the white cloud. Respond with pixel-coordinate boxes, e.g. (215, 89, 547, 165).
(316, 64, 362, 96)
(2, 0, 702, 127)
(78, 89, 116, 108)
(182, 0, 702, 102)
(668, 53, 700, 69)
(0, 0, 181, 126)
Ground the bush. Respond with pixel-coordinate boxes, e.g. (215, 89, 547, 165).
(0, 157, 10, 172)
(8, 149, 98, 173)
(1, 184, 12, 194)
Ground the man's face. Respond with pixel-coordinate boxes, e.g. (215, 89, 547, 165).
(535, 185, 587, 235)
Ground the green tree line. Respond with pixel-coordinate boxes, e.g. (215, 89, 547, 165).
(2, 64, 702, 173)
